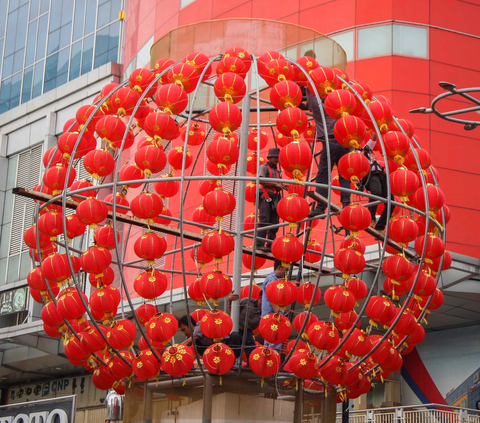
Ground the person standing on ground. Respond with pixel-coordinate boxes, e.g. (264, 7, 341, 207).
(256, 148, 289, 252)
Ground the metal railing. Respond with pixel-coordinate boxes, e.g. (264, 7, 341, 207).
(306, 403, 480, 423)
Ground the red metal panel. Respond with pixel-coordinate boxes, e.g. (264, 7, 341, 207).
(210, 0, 251, 19)
(430, 0, 480, 37)
(430, 61, 480, 97)
(392, 56, 429, 96)
(179, 0, 213, 26)
(392, 0, 429, 24)
(299, 0, 355, 35)
(356, 0, 393, 25)
(251, 0, 300, 20)
(354, 56, 393, 92)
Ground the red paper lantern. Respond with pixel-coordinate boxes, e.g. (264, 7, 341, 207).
(277, 194, 310, 229)
(168, 146, 193, 170)
(270, 80, 302, 110)
(134, 269, 168, 300)
(147, 312, 178, 342)
(249, 346, 281, 379)
(413, 185, 445, 212)
(389, 215, 419, 247)
(57, 288, 88, 320)
(81, 246, 112, 276)
(415, 233, 445, 261)
(261, 59, 294, 87)
(154, 174, 179, 198)
(240, 283, 261, 300)
(133, 349, 162, 379)
(104, 193, 129, 214)
(200, 270, 232, 304)
(308, 66, 338, 97)
(362, 100, 393, 133)
(181, 122, 206, 146)
(65, 334, 90, 362)
(303, 120, 316, 143)
(90, 286, 120, 320)
(167, 62, 200, 93)
(155, 83, 188, 115)
(130, 192, 163, 222)
(418, 288, 444, 310)
(43, 164, 76, 194)
(203, 343, 235, 374)
(155, 58, 175, 80)
(134, 232, 167, 264)
(224, 47, 251, 71)
(382, 254, 413, 282)
(200, 310, 233, 340)
(41, 253, 71, 284)
(259, 313, 292, 344)
(242, 253, 266, 272)
(81, 324, 109, 353)
(403, 148, 431, 172)
(389, 168, 419, 201)
(271, 234, 305, 266)
(214, 72, 246, 103)
(142, 111, 177, 142)
(324, 285, 356, 315)
(216, 55, 246, 77)
(247, 128, 268, 151)
(383, 278, 409, 299)
(188, 277, 210, 305)
(324, 89, 357, 119)
(185, 52, 210, 77)
(338, 151, 370, 186)
(135, 304, 158, 326)
(293, 311, 318, 335)
(203, 188, 236, 222)
(335, 310, 360, 333)
(293, 55, 319, 85)
(41, 301, 64, 327)
(276, 109, 308, 140)
(95, 115, 127, 143)
(134, 145, 167, 177)
(207, 137, 239, 168)
(209, 102, 242, 134)
(334, 116, 367, 149)
(201, 230, 235, 261)
(382, 131, 410, 163)
(27, 267, 48, 291)
(89, 266, 115, 288)
(289, 349, 319, 379)
(76, 104, 105, 131)
(366, 296, 396, 326)
(37, 211, 64, 240)
(43, 146, 63, 168)
(343, 277, 368, 301)
(162, 344, 195, 376)
(304, 239, 323, 264)
(334, 248, 366, 277)
(297, 282, 321, 308)
(109, 350, 135, 380)
(389, 118, 415, 137)
(191, 206, 216, 228)
(76, 198, 108, 229)
(94, 225, 119, 250)
(110, 87, 140, 116)
(307, 321, 339, 351)
(338, 203, 371, 235)
(57, 132, 91, 160)
(319, 355, 346, 385)
(429, 251, 452, 274)
(265, 279, 298, 308)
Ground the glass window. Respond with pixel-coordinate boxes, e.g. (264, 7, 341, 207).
(40, 0, 49, 14)
(9, 72, 22, 109)
(0, 0, 8, 36)
(81, 34, 93, 74)
(21, 66, 33, 103)
(44, 52, 58, 85)
(3, 53, 13, 78)
(32, 59, 44, 98)
(393, 24, 428, 58)
(49, 0, 61, 31)
(14, 4, 29, 49)
(97, 0, 111, 29)
(19, 251, 31, 280)
(84, 0, 96, 35)
(6, 156, 18, 191)
(35, 14, 48, 61)
(358, 25, 392, 59)
(0, 258, 7, 285)
(7, 254, 19, 283)
(56, 47, 70, 85)
(94, 20, 119, 68)
(70, 40, 81, 80)
(4, 9, 18, 57)
(330, 31, 354, 62)
(73, 0, 85, 41)
(0, 223, 11, 259)
(9, 0, 19, 11)
(2, 191, 14, 225)
(25, 19, 38, 66)
(29, 0, 40, 20)
(47, 28, 60, 55)
(61, 0, 74, 25)
(13, 49, 25, 74)
(0, 77, 11, 113)
(59, 22, 72, 50)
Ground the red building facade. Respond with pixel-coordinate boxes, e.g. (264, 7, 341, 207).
(122, 0, 480, 269)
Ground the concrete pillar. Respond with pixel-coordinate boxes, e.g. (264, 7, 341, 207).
(320, 391, 337, 423)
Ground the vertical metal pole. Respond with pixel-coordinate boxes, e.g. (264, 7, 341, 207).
(231, 95, 251, 332)
(294, 382, 304, 423)
(342, 399, 349, 423)
(202, 375, 213, 423)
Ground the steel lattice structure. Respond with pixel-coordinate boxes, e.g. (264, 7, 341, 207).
(16, 46, 448, 405)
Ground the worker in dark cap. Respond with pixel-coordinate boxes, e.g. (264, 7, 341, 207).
(256, 147, 289, 252)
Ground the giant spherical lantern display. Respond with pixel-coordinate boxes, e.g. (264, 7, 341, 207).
(21, 36, 447, 395)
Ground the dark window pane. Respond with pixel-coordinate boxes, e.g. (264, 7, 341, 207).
(3, 54, 13, 78)
(97, 1, 111, 29)
(43, 78, 55, 92)
(0, 0, 8, 36)
(59, 22, 72, 50)
(84, 0, 96, 35)
(21, 66, 33, 103)
(107, 46, 117, 63)
(30, 0, 40, 20)
(25, 19, 38, 66)
(70, 40, 81, 80)
(36, 14, 48, 61)
(0, 39, 4, 76)
(61, 0, 74, 25)
(95, 25, 108, 56)
(49, 0, 61, 31)
(94, 21, 119, 68)
(95, 51, 107, 68)
(12, 49, 24, 74)
(81, 34, 93, 74)
(32, 60, 44, 98)
(0, 78, 12, 104)
(20, 0, 29, 6)
(45, 52, 58, 81)
(40, 0, 49, 14)
(73, 0, 85, 41)
(47, 28, 60, 55)
(4, 10, 18, 56)
(9, 72, 22, 109)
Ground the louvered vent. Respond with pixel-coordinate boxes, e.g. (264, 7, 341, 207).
(10, 145, 43, 255)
